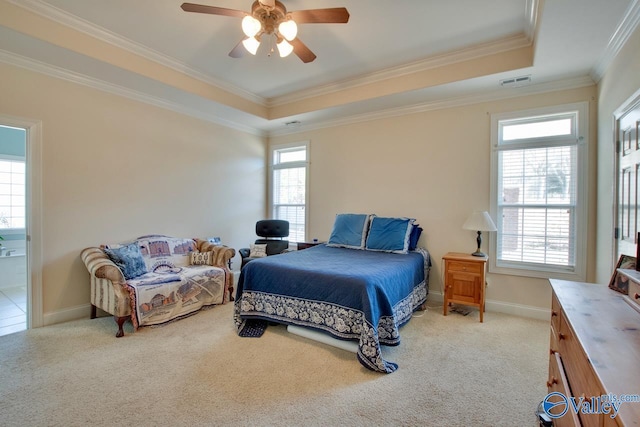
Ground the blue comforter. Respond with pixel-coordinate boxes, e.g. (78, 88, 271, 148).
(234, 245, 430, 373)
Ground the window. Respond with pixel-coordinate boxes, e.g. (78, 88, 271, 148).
(0, 157, 26, 230)
(489, 103, 588, 280)
(270, 142, 309, 242)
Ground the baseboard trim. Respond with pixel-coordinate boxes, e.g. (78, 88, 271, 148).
(41, 292, 550, 327)
(427, 292, 551, 321)
(43, 303, 92, 327)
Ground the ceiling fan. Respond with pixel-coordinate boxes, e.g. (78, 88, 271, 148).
(181, 0, 349, 63)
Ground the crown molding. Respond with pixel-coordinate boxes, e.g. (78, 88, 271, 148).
(270, 0, 540, 107)
(0, 49, 266, 137)
(0, 44, 595, 140)
(268, 75, 595, 137)
(6, 0, 268, 107)
(590, 0, 640, 82)
(267, 33, 532, 108)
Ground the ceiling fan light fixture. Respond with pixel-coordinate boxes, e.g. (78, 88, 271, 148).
(258, 0, 276, 8)
(242, 36, 261, 55)
(241, 15, 261, 37)
(277, 39, 294, 57)
(278, 19, 297, 41)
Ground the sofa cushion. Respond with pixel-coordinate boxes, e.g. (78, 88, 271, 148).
(103, 242, 148, 280)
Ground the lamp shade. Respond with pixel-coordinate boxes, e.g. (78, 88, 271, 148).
(277, 39, 294, 57)
(462, 211, 497, 232)
(242, 15, 261, 38)
(242, 37, 260, 55)
(278, 19, 298, 41)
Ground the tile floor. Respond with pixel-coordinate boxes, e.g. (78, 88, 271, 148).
(0, 286, 27, 337)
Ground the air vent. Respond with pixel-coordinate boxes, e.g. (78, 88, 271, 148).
(285, 120, 301, 127)
(500, 75, 531, 87)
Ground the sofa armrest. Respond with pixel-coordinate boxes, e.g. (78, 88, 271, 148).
(81, 246, 132, 336)
(195, 239, 236, 302)
(81, 247, 125, 284)
(195, 239, 236, 269)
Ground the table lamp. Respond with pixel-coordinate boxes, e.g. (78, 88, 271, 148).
(462, 211, 497, 257)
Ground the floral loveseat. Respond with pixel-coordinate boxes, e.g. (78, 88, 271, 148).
(81, 235, 235, 337)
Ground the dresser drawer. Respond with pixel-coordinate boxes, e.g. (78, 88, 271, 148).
(558, 315, 603, 427)
(551, 293, 561, 333)
(628, 279, 640, 310)
(547, 352, 580, 427)
(445, 260, 483, 274)
(550, 327, 559, 355)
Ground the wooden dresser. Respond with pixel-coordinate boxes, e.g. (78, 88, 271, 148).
(548, 279, 640, 426)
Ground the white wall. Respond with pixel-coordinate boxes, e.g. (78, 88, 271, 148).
(270, 86, 598, 317)
(3, 21, 637, 322)
(596, 25, 640, 284)
(0, 62, 266, 321)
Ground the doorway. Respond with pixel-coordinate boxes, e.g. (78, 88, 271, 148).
(0, 116, 42, 336)
(0, 125, 27, 336)
(614, 90, 640, 262)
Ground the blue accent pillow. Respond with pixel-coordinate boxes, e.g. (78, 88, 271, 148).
(409, 224, 423, 251)
(327, 213, 371, 249)
(365, 216, 415, 254)
(104, 242, 148, 280)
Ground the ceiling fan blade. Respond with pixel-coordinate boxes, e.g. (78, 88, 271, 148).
(229, 39, 246, 58)
(180, 3, 246, 18)
(290, 38, 316, 63)
(289, 8, 350, 24)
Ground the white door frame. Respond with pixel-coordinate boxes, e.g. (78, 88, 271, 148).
(0, 114, 43, 329)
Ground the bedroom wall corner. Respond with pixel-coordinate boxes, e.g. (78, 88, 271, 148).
(269, 85, 597, 317)
(595, 24, 640, 284)
(0, 62, 267, 323)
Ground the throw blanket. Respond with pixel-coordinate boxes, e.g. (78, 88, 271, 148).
(234, 245, 430, 373)
(127, 266, 226, 330)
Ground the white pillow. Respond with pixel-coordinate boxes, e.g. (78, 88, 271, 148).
(249, 243, 268, 258)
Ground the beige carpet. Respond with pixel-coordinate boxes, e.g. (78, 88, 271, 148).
(0, 301, 548, 427)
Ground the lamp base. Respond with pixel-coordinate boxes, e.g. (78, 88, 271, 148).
(471, 231, 487, 257)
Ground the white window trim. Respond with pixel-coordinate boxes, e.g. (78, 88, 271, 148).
(489, 102, 588, 281)
(268, 141, 310, 242)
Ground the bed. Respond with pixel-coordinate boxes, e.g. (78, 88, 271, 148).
(234, 221, 431, 373)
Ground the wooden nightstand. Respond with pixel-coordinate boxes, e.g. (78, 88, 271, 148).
(442, 252, 488, 322)
(296, 241, 325, 250)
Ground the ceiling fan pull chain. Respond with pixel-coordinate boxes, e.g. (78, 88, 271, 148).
(267, 34, 274, 57)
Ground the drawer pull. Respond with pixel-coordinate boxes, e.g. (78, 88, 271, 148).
(546, 377, 558, 388)
(558, 333, 566, 340)
(549, 349, 556, 355)
(635, 293, 640, 300)
(551, 311, 558, 317)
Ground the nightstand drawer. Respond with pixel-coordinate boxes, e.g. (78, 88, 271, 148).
(446, 260, 483, 274)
